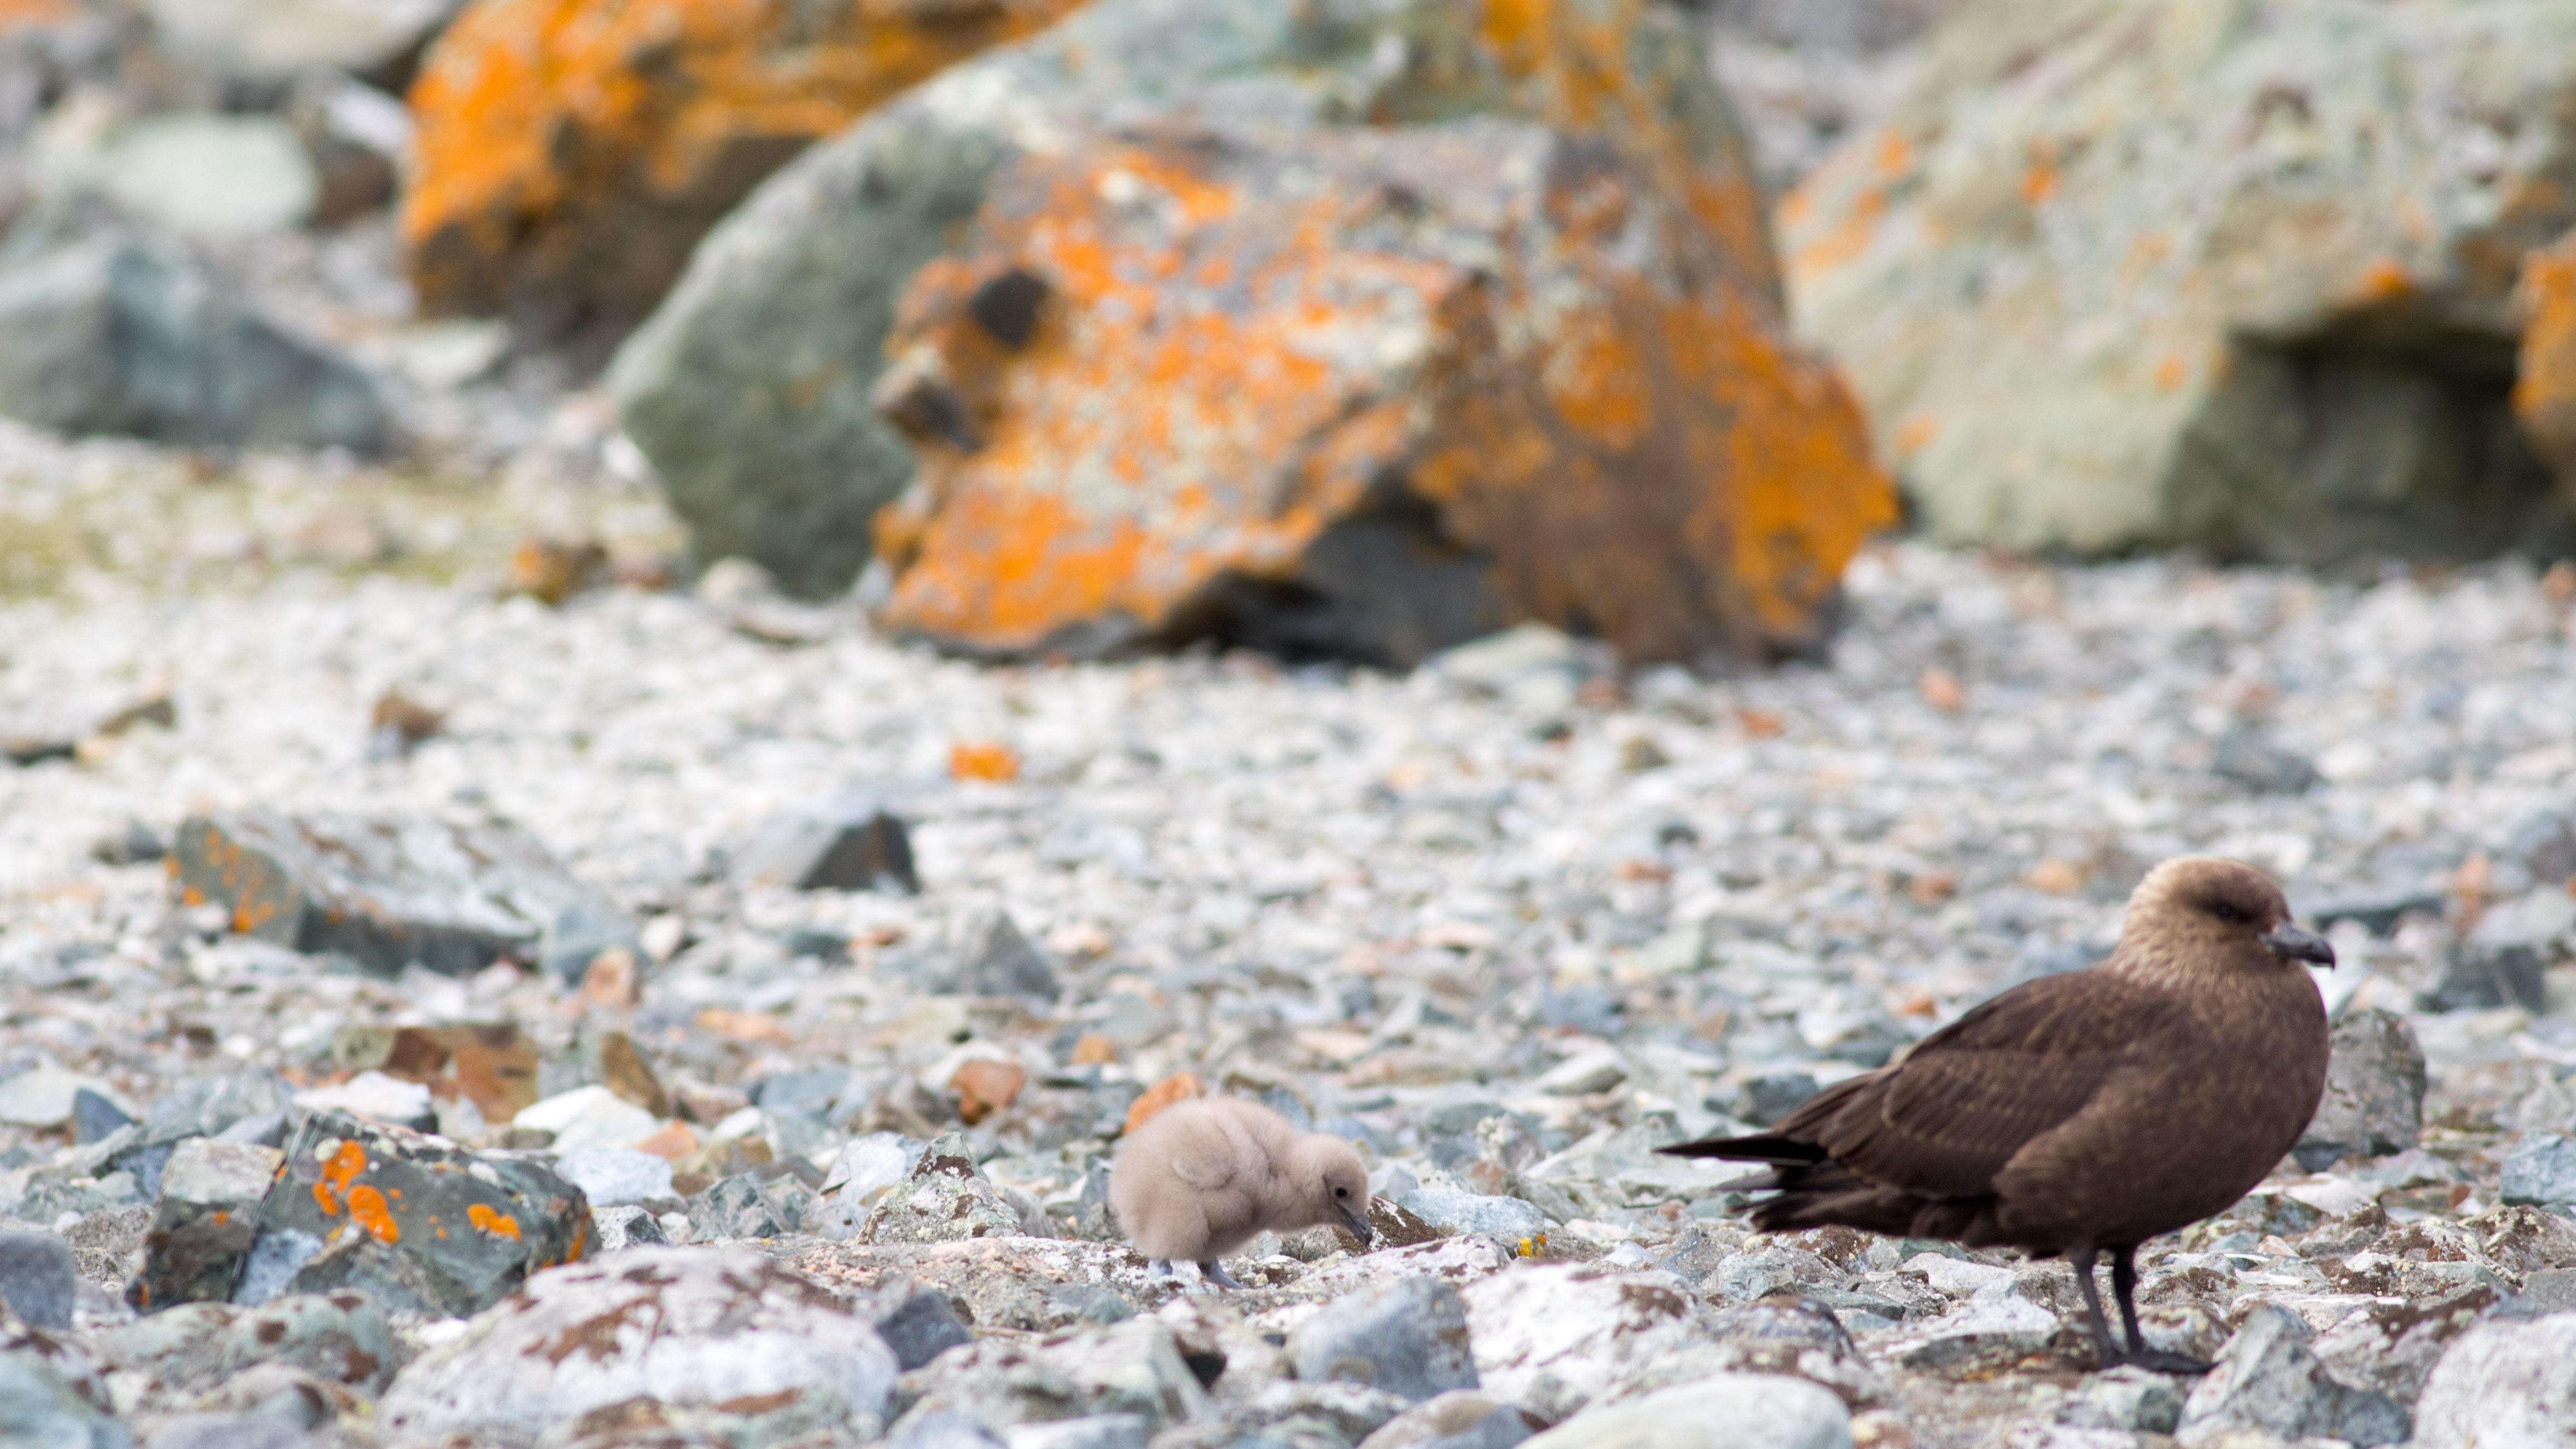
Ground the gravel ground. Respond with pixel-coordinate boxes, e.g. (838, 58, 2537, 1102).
(5, 441, 2576, 1445)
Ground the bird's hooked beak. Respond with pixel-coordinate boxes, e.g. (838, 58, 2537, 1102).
(1341, 1201, 1378, 1249)
(2263, 923, 2336, 969)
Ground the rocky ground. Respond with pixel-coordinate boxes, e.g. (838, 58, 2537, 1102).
(5, 420, 2576, 1445)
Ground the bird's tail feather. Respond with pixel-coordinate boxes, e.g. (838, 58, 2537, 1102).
(1656, 1134, 1828, 1163)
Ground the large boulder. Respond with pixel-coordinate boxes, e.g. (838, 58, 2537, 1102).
(2519, 229, 2576, 490)
(865, 112, 1886, 666)
(1783, 0, 2576, 565)
(613, 0, 1856, 616)
(400, 0, 1088, 346)
(376, 1247, 899, 1442)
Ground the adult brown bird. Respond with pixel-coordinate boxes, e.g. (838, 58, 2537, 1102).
(1660, 856, 2336, 1373)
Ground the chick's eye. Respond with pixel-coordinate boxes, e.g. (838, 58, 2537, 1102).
(1334, 1186, 1348, 1198)
(2209, 902, 2244, 924)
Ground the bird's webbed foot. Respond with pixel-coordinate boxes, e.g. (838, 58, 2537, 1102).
(1197, 1260, 1247, 1290)
(2098, 1345, 2214, 1375)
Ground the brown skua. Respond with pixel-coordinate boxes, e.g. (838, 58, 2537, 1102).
(1661, 856, 2337, 1373)
(1111, 1095, 1376, 1288)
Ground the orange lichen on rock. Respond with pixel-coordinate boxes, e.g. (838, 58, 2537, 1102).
(467, 1202, 525, 1240)
(346, 1184, 401, 1243)
(403, 0, 1089, 337)
(869, 120, 1892, 665)
(1125, 1073, 1203, 1136)
(946, 741, 1020, 782)
(2516, 231, 2576, 484)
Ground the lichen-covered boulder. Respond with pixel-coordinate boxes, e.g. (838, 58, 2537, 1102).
(613, 0, 1815, 607)
(2518, 229, 2576, 488)
(1785, 0, 2576, 566)
(376, 1247, 899, 1443)
(232, 1110, 590, 1318)
(864, 115, 1887, 666)
(400, 0, 1088, 344)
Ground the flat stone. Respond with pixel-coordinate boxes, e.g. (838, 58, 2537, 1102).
(289, 1070, 434, 1131)
(169, 811, 629, 979)
(1004, 1413, 1154, 1449)
(1511, 1375, 1851, 1449)
(0, 1349, 126, 1449)
(555, 1147, 674, 1207)
(892, 1318, 1210, 1432)
(1892, 1294, 2063, 1369)
(127, 1137, 283, 1310)
(0, 1230, 76, 1330)
(1395, 1190, 1543, 1240)
(1292, 1276, 1479, 1403)
(377, 1246, 899, 1442)
(1458, 1266, 1712, 1423)
(2503, 1132, 2576, 1208)
(1357, 1391, 1536, 1449)
(65, 114, 318, 236)
(0, 1067, 117, 1129)
(515, 1085, 660, 1155)
(2060, 1366, 2186, 1434)
(860, 1278, 973, 1371)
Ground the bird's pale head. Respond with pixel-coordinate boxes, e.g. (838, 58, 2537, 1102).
(1286, 1132, 1376, 1248)
(2125, 856, 2335, 974)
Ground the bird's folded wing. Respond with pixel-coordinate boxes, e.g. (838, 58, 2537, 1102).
(1165, 1147, 1239, 1190)
(1800, 970, 2182, 1199)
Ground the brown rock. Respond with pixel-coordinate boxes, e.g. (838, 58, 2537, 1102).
(1124, 1073, 1203, 1136)
(402, 0, 1087, 347)
(949, 1058, 1026, 1126)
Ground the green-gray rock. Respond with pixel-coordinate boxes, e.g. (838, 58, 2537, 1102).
(1783, 0, 2576, 566)
(612, 0, 1743, 597)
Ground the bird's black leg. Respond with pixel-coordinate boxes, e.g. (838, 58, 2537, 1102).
(1199, 1259, 1246, 1290)
(2067, 1247, 2124, 1369)
(2109, 1245, 2212, 1375)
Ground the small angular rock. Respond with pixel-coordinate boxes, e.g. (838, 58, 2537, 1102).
(731, 799, 920, 894)
(1508, 1376, 1847, 1449)
(950, 912, 1059, 1002)
(128, 1137, 283, 1310)
(2175, 1304, 2409, 1447)
(1357, 1392, 1534, 1449)
(2294, 1007, 2428, 1169)
(2413, 1309, 2576, 1449)
(860, 1134, 1023, 1245)
(1292, 1277, 1478, 1403)
(862, 1278, 973, 1371)
(587, 1203, 669, 1253)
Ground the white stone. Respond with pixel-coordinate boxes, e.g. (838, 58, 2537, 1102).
(515, 1085, 660, 1154)
(556, 1147, 674, 1207)
(1515, 1375, 1850, 1449)
(291, 1070, 431, 1127)
(2413, 1311, 2576, 1449)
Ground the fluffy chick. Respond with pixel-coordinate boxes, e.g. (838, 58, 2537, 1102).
(1110, 1096, 1375, 1287)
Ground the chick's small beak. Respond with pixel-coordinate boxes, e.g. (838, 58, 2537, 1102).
(2263, 923, 2336, 968)
(1341, 1201, 1377, 1248)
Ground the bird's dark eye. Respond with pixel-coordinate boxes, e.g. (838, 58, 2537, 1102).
(1334, 1186, 1348, 1197)
(2209, 902, 2246, 924)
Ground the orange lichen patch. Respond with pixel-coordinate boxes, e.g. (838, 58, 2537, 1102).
(316, 1139, 368, 1215)
(2153, 352, 2190, 392)
(403, 0, 1088, 331)
(1893, 414, 1941, 458)
(1069, 1033, 1117, 1066)
(1124, 1073, 1203, 1136)
(2356, 256, 2415, 302)
(873, 121, 1888, 664)
(2515, 231, 2576, 480)
(949, 1058, 1027, 1126)
(947, 741, 1021, 782)
(1875, 131, 1913, 179)
(1788, 186, 1886, 286)
(2020, 158, 2059, 208)
(345, 1184, 400, 1243)
(467, 1202, 525, 1240)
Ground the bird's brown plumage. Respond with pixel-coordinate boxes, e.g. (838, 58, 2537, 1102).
(1661, 856, 2336, 1370)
